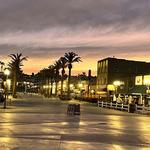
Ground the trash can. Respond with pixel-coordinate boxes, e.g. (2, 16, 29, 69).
(67, 104, 80, 115)
(128, 104, 136, 113)
(67, 104, 75, 115)
(74, 104, 80, 115)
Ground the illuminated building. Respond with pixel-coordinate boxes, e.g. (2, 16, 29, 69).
(97, 57, 150, 94)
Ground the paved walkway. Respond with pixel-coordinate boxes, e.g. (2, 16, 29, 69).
(0, 94, 150, 150)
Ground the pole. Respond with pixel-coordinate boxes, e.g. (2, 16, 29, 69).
(3, 75, 8, 109)
(115, 86, 117, 94)
(3, 89, 7, 109)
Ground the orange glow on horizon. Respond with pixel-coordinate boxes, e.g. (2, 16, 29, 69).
(22, 52, 150, 76)
(20, 54, 150, 76)
(2, 52, 150, 76)
(22, 57, 97, 76)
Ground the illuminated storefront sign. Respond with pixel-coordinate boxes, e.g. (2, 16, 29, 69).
(136, 75, 150, 85)
(135, 76, 143, 85)
(107, 84, 115, 91)
(144, 75, 150, 85)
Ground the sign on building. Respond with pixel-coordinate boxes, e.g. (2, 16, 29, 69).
(144, 75, 150, 85)
(135, 76, 143, 85)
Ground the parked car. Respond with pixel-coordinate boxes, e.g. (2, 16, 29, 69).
(59, 94, 71, 100)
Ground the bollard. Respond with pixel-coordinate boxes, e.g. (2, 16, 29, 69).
(69, 104, 75, 115)
(74, 104, 80, 115)
(110, 102, 112, 108)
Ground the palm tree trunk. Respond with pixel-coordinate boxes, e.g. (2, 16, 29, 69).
(50, 78, 53, 96)
(61, 69, 65, 95)
(67, 68, 71, 98)
(55, 81, 58, 96)
(12, 73, 17, 98)
(48, 78, 50, 97)
(61, 78, 64, 95)
(46, 78, 49, 97)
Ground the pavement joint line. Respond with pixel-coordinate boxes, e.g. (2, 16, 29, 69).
(60, 140, 150, 148)
(0, 134, 61, 140)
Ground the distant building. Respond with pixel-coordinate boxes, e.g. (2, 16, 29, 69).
(58, 71, 97, 96)
(97, 57, 150, 94)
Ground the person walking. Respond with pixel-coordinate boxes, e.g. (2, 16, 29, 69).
(113, 94, 117, 103)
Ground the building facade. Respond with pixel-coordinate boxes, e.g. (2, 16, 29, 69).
(97, 57, 150, 94)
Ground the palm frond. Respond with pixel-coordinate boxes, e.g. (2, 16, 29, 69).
(64, 51, 82, 64)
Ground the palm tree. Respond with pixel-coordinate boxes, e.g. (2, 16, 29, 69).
(34, 70, 44, 95)
(59, 57, 67, 95)
(64, 52, 81, 98)
(35, 68, 50, 96)
(0, 61, 5, 72)
(48, 65, 55, 96)
(53, 60, 61, 96)
(41, 68, 50, 97)
(8, 53, 27, 98)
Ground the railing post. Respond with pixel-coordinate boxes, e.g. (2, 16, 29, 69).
(135, 104, 137, 112)
(142, 105, 145, 114)
(110, 102, 112, 108)
(122, 103, 123, 110)
(116, 103, 117, 109)
(128, 104, 129, 113)
(106, 102, 107, 108)
(98, 101, 99, 107)
(102, 101, 103, 107)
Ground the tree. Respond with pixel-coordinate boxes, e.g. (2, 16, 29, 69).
(8, 53, 27, 98)
(64, 52, 81, 98)
(48, 65, 55, 96)
(34, 68, 51, 96)
(40, 68, 50, 97)
(59, 57, 67, 95)
(78, 72, 87, 80)
(0, 61, 5, 72)
(53, 60, 61, 96)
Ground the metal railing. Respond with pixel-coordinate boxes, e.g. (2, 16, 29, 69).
(97, 101, 150, 114)
(136, 105, 150, 114)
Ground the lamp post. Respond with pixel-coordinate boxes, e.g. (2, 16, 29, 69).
(78, 83, 84, 97)
(3, 68, 10, 109)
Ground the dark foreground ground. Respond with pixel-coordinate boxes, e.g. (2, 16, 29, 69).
(0, 94, 150, 150)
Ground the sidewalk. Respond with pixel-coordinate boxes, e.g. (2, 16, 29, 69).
(0, 94, 149, 150)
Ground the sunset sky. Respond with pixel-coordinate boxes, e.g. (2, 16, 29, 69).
(0, 0, 150, 75)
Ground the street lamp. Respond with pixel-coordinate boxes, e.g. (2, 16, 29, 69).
(70, 84, 74, 89)
(78, 83, 83, 88)
(4, 68, 10, 76)
(4, 68, 10, 109)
